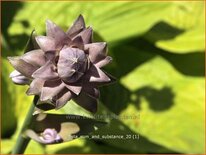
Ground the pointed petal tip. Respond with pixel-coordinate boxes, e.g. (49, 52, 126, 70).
(77, 27, 93, 44)
(99, 42, 107, 48)
(107, 56, 112, 62)
(89, 65, 111, 83)
(46, 19, 52, 23)
(87, 26, 93, 31)
(7, 56, 18, 64)
(7, 56, 38, 78)
(67, 14, 86, 37)
(27, 78, 45, 96)
(35, 36, 45, 42)
(107, 73, 117, 84)
(35, 36, 56, 51)
(7, 57, 14, 65)
(77, 14, 84, 21)
(26, 89, 33, 95)
(46, 19, 55, 28)
(78, 14, 83, 18)
(95, 56, 112, 68)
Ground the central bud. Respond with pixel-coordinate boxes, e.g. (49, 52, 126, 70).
(57, 47, 88, 83)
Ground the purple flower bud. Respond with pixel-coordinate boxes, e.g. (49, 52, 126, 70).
(8, 15, 115, 113)
(39, 128, 62, 143)
(57, 47, 88, 83)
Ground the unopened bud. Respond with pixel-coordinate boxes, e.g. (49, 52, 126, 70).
(10, 70, 30, 85)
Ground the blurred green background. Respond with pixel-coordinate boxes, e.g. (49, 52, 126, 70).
(1, 1, 205, 154)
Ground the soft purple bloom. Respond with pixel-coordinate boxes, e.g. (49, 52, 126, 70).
(25, 128, 62, 144)
(39, 128, 62, 143)
(10, 70, 30, 85)
(8, 15, 115, 113)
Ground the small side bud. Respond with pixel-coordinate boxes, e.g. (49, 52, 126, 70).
(39, 128, 62, 144)
(9, 70, 30, 85)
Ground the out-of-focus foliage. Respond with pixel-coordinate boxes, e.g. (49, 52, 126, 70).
(1, 1, 205, 154)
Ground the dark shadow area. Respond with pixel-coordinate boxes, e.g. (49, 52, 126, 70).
(1, 1, 31, 57)
(21, 20, 30, 28)
(133, 86, 174, 111)
(100, 82, 131, 114)
(1, 1, 23, 35)
(100, 84, 175, 114)
(105, 22, 186, 80)
(128, 37, 205, 77)
(108, 39, 156, 78)
(144, 21, 184, 42)
(161, 51, 205, 77)
(5, 33, 31, 54)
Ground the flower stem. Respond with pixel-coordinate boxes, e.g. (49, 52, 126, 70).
(12, 96, 39, 154)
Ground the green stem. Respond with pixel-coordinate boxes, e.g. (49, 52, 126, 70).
(12, 96, 39, 154)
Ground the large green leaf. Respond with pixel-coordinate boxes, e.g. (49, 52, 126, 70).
(120, 56, 205, 153)
(155, 24, 205, 53)
(2, 1, 205, 154)
(143, 1, 205, 53)
(8, 1, 173, 43)
(163, 1, 204, 30)
(1, 139, 15, 154)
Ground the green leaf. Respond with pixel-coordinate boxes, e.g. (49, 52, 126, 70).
(8, 2, 173, 43)
(1, 133, 44, 154)
(46, 139, 102, 154)
(1, 139, 15, 154)
(120, 56, 205, 153)
(24, 141, 44, 154)
(155, 24, 205, 53)
(2, 1, 205, 154)
(143, 1, 205, 53)
(163, 1, 204, 30)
